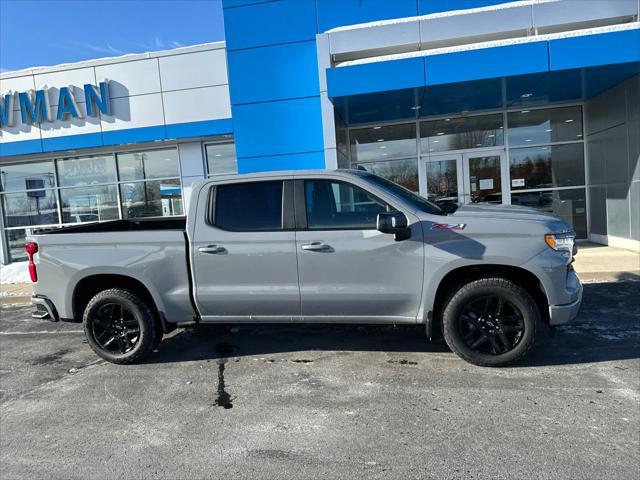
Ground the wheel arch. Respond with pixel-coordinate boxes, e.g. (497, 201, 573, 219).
(72, 274, 160, 323)
(427, 264, 550, 338)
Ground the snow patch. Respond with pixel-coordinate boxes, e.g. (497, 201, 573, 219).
(0, 262, 31, 285)
(326, 0, 557, 33)
(338, 22, 640, 67)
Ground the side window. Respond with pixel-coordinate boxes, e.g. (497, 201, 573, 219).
(304, 180, 388, 230)
(215, 181, 283, 231)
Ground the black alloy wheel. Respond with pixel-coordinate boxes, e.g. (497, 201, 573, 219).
(83, 288, 156, 364)
(458, 295, 525, 355)
(442, 278, 538, 367)
(91, 303, 141, 355)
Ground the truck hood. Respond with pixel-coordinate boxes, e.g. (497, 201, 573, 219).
(442, 203, 571, 232)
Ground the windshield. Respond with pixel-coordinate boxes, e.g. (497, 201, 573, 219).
(362, 173, 444, 216)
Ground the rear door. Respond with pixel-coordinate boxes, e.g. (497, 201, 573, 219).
(295, 178, 424, 321)
(191, 179, 300, 319)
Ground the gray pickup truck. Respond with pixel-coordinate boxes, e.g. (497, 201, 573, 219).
(28, 169, 582, 367)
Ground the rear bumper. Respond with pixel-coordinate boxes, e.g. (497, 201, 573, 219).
(548, 270, 583, 326)
(31, 296, 59, 322)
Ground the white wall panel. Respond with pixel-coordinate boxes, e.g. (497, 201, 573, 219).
(100, 93, 165, 131)
(178, 142, 206, 178)
(159, 49, 228, 91)
(162, 85, 231, 124)
(40, 103, 101, 138)
(34, 67, 95, 106)
(0, 75, 35, 95)
(95, 59, 161, 98)
(0, 121, 42, 142)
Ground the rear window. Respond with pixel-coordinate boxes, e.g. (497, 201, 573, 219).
(214, 181, 283, 231)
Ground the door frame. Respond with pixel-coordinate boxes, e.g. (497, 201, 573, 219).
(420, 148, 509, 205)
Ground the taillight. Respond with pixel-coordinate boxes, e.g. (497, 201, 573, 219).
(25, 241, 38, 282)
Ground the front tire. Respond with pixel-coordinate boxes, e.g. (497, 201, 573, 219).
(442, 278, 538, 367)
(83, 288, 156, 364)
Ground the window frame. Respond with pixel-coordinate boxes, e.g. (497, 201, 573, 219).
(294, 179, 392, 232)
(206, 179, 295, 232)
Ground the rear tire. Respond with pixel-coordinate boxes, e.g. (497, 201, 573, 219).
(442, 278, 538, 367)
(83, 288, 156, 364)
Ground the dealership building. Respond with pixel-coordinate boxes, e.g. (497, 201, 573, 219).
(1, 0, 639, 264)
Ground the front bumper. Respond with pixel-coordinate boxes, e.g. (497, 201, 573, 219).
(548, 270, 583, 326)
(31, 296, 59, 322)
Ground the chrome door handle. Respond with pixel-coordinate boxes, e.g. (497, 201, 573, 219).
(301, 242, 331, 252)
(198, 245, 226, 254)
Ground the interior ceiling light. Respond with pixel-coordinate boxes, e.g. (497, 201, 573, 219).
(546, 129, 553, 132)
(565, 119, 574, 123)
(377, 139, 384, 142)
(437, 132, 445, 136)
(488, 134, 495, 138)
(379, 145, 386, 149)
(525, 139, 532, 142)
(445, 118, 451, 122)
(373, 126, 382, 130)
(521, 110, 530, 114)
(520, 93, 533, 98)
(410, 105, 421, 110)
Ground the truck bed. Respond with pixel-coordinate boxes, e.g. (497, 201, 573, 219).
(34, 217, 186, 235)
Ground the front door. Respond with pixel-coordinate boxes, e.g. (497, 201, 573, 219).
(423, 150, 507, 205)
(295, 178, 424, 321)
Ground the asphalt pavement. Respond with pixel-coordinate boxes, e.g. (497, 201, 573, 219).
(0, 280, 639, 480)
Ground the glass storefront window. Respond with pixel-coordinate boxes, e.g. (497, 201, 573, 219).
(206, 143, 237, 176)
(511, 188, 586, 238)
(350, 123, 416, 163)
(420, 114, 503, 153)
(508, 106, 583, 146)
(426, 159, 459, 203)
(6, 229, 28, 262)
(0, 161, 56, 192)
(57, 155, 117, 187)
(120, 179, 183, 219)
(510, 144, 585, 190)
(1, 190, 59, 227)
(356, 158, 419, 192)
(60, 185, 120, 224)
(117, 149, 180, 181)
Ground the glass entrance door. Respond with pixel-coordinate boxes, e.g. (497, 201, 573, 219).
(462, 152, 506, 204)
(422, 150, 507, 205)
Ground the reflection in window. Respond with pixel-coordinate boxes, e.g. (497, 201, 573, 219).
(6, 229, 27, 262)
(511, 188, 586, 238)
(1, 190, 59, 227)
(120, 179, 183, 219)
(57, 155, 117, 187)
(60, 185, 120, 224)
(508, 106, 583, 146)
(349, 123, 416, 163)
(206, 143, 237, 176)
(426, 160, 459, 203)
(0, 161, 56, 192)
(117, 149, 180, 181)
(356, 158, 419, 192)
(421, 114, 503, 153)
(510, 144, 585, 190)
(305, 180, 387, 230)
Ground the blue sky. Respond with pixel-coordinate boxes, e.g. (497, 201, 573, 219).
(0, 0, 225, 72)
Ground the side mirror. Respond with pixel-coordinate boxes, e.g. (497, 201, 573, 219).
(377, 211, 410, 241)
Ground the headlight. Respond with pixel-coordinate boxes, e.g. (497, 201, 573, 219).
(545, 232, 575, 253)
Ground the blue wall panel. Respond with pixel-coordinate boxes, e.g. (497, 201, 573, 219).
(316, 0, 417, 32)
(418, 0, 511, 15)
(227, 41, 320, 104)
(426, 42, 549, 85)
(101, 126, 167, 147)
(222, 0, 275, 8)
(327, 57, 425, 97)
(41, 133, 103, 152)
(223, 0, 317, 50)
(0, 139, 43, 157)
(549, 29, 640, 72)
(238, 151, 326, 173)
(232, 96, 324, 158)
(165, 119, 233, 139)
